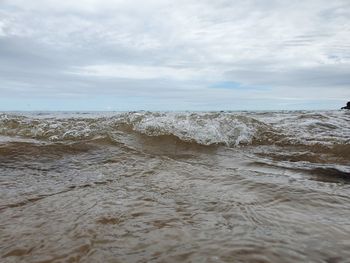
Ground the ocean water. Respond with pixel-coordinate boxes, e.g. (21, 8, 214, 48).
(0, 111, 350, 262)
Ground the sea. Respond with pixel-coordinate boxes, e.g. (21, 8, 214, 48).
(1, 110, 350, 262)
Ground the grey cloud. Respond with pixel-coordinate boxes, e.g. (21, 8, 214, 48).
(225, 65, 350, 89)
(0, 0, 349, 110)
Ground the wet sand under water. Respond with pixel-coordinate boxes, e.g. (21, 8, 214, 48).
(1, 111, 350, 262)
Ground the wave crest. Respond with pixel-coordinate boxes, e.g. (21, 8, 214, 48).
(0, 111, 349, 148)
(127, 112, 272, 146)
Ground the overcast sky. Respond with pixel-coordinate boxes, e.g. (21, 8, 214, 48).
(1, 0, 350, 110)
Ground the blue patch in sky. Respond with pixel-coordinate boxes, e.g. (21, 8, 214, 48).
(210, 81, 271, 91)
(210, 81, 242, 89)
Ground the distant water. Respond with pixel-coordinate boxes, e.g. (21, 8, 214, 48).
(1, 111, 350, 262)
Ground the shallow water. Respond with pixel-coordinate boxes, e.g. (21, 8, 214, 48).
(1, 111, 350, 262)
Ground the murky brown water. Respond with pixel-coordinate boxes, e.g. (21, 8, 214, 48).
(1, 111, 350, 262)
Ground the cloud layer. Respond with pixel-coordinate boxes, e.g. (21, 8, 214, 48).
(1, 0, 349, 110)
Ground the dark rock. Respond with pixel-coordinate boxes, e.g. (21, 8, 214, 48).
(341, 101, 350, 110)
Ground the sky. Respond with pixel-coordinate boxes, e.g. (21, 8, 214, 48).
(0, 0, 350, 111)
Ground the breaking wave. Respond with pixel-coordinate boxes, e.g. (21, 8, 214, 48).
(0, 111, 349, 148)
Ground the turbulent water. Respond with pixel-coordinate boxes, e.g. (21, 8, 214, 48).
(1, 111, 350, 262)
